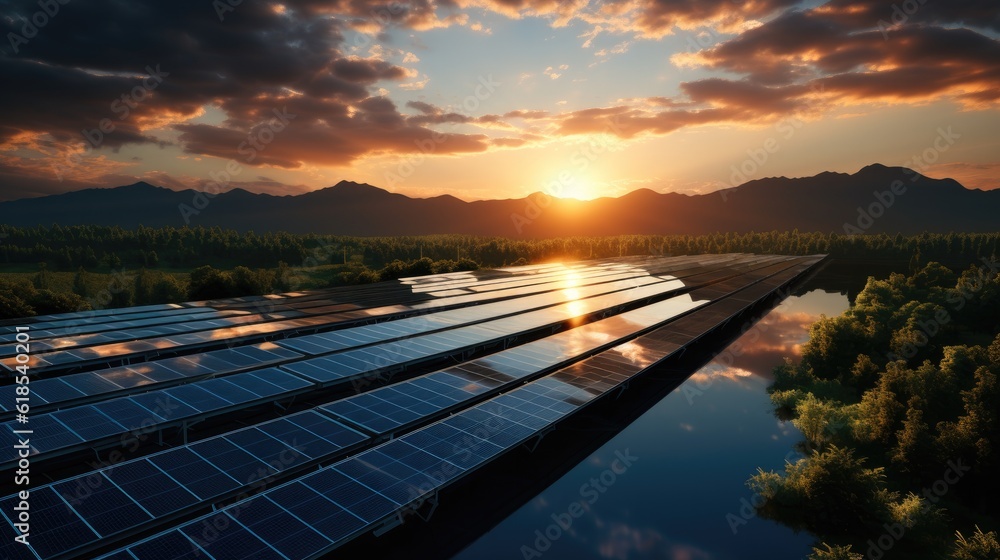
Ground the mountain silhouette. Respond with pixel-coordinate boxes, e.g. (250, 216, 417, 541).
(1, 166, 996, 236)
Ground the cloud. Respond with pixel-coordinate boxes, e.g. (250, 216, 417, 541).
(0, 0, 514, 189)
(923, 162, 1000, 191)
(0, 0, 995, 196)
(544, 64, 569, 79)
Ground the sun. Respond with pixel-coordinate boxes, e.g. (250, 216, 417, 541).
(560, 176, 600, 201)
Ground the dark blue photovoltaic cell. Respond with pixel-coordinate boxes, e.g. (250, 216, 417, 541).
(251, 367, 313, 391)
(197, 378, 258, 403)
(287, 411, 369, 449)
(127, 391, 199, 421)
(0, 514, 38, 560)
(1, 415, 83, 458)
(30, 378, 87, 403)
(229, 496, 332, 559)
(96, 367, 157, 389)
(50, 406, 125, 440)
(266, 482, 366, 543)
(62, 374, 122, 395)
(149, 448, 240, 500)
(103, 459, 200, 517)
(180, 513, 285, 560)
(190, 437, 274, 486)
(53, 475, 152, 537)
(300, 467, 400, 522)
(93, 398, 165, 431)
(162, 384, 232, 413)
(128, 529, 207, 560)
(223, 373, 286, 397)
(0, 487, 97, 558)
(223, 429, 294, 471)
(255, 418, 335, 461)
(93, 551, 135, 560)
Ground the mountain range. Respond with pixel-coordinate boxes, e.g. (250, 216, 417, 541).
(1, 164, 997, 236)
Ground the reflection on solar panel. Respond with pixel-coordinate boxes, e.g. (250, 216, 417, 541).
(0, 253, 825, 560)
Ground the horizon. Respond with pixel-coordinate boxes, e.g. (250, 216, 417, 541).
(1, 2, 998, 204)
(0, 161, 987, 204)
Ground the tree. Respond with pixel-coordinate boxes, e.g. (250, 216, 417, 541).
(72, 267, 90, 297)
(32, 262, 51, 290)
(953, 527, 1000, 560)
(188, 265, 234, 300)
(807, 544, 862, 560)
(150, 275, 186, 303)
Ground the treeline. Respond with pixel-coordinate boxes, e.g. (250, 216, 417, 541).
(0, 257, 482, 319)
(1, 225, 998, 272)
(749, 262, 1000, 559)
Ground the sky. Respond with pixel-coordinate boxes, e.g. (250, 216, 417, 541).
(1, 0, 998, 203)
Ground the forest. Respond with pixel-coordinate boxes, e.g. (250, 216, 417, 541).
(751, 261, 1000, 559)
(0, 225, 998, 319)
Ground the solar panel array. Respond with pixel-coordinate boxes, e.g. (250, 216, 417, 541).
(0, 253, 825, 559)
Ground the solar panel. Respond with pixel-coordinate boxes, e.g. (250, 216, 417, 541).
(265, 482, 368, 543)
(3, 254, 830, 560)
(162, 385, 232, 413)
(190, 437, 275, 485)
(128, 529, 207, 560)
(103, 459, 201, 517)
(93, 398, 166, 429)
(53, 475, 153, 537)
(29, 378, 87, 403)
(227, 496, 332, 559)
(1, 415, 82, 458)
(50, 407, 124, 440)
(148, 448, 241, 500)
(0, 487, 97, 558)
(301, 467, 400, 522)
(179, 512, 286, 560)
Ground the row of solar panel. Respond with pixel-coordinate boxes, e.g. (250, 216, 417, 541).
(322, 292, 708, 436)
(0, 255, 820, 560)
(0, 284, 715, 559)
(0, 308, 239, 343)
(0, 343, 301, 418)
(94, 345, 673, 559)
(0, 255, 786, 420)
(0, 410, 368, 560)
(97, 257, 823, 560)
(4, 252, 737, 351)
(0, 261, 675, 371)
(314, 257, 809, 440)
(0, 368, 313, 468)
(0, 295, 698, 558)
(1, 259, 631, 336)
(0, 270, 690, 467)
(0, 270, 671, 418)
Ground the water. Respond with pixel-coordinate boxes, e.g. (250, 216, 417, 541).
(452, 287, 850, 560)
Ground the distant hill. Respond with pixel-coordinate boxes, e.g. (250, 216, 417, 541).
(1, 164, 997, 235)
